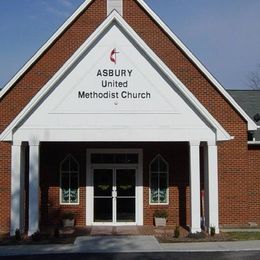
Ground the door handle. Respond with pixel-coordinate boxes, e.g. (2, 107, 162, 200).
(112, 190, 117, 198)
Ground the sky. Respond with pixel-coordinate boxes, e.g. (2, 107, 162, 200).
(0, 0, 260, 90)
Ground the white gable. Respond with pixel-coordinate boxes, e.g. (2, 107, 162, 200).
(4, 12, 230, 143)
(48, 26, 176, 115)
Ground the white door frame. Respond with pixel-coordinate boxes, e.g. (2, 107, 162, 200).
(86, 149, 143, 226)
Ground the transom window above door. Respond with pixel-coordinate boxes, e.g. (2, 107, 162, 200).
(91, 153, 138, 164)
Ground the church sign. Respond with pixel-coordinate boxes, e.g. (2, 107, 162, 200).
(78, 48, 152, 100)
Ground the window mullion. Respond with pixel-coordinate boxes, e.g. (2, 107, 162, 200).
(157, 171, 160, 203)
(68, 173, 69, 204)
(68, 158, 71, 204)
(158, 162, 160, 204)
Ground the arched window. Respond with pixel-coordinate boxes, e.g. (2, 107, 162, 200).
(149, 155, 169, 204)
(60, 155, 79, 204)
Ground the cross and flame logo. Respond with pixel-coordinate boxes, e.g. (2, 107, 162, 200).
(110, 48, 119, 64)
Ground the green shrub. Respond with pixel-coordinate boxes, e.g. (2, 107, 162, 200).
(174, 226, 180, 238)
(62, 211, 75, 220)
(31, 231, 41, 241)
(210, 226, 216, 236)
(15, 229, 22, 241)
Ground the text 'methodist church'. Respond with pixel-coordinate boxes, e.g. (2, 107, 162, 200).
(0, 0, 259, 236)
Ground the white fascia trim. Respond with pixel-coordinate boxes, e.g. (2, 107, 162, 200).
(248, 141, 260, 145)
(0, 0, 94, 100)
(0, 11, 230, 141)
(136, 0, 257, 131)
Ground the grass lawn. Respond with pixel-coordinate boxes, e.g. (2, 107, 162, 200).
(227, 232, 260, 241)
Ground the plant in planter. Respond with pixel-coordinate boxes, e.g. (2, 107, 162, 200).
(31, 230, 41, 241)
(15, 228, 22, 241)
(61, 211, 75, 228)
(210, 226, 216, 237)
(153, 210, 168, 227)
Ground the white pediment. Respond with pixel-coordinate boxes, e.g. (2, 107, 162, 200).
(8, 12, 230, 142)
(50, 25, 178, 114)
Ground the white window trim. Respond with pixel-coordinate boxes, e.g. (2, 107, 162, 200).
(60, 154, 80, 205)
(149, 154, 169, 205)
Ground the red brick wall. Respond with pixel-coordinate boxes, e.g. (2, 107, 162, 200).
(248, 147, 260, 225)
(0, 143, 11, 234)
(0, 0, 259, 233)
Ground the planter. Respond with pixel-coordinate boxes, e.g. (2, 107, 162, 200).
(153, 209, 168, 227)
(154, 217, 167, 227)
(62, 218, 75, 228)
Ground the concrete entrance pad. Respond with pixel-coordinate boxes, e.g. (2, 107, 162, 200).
(90, 226, 139, 236)
(90, 226, 113, 235)
(74, 235, 162, 252)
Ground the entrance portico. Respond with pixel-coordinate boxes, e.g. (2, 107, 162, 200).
(5, 11, 228, 236)
(10, 141, 220, 235)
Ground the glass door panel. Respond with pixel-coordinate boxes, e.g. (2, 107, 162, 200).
(93, 169, 113, 222)
(116, 198, 135, 222)
(93, 168, 136, 224)
(116, 169, 136, 222)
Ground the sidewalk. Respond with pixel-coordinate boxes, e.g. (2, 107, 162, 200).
(0, 236, 260, 256)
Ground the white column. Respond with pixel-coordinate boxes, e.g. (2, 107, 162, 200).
(20, 144, 26, 233)
(11, 141, 25, 235)
(189, 141, 201, 233)
(204, 141, 219, 234)
(28, 141, 40, 236)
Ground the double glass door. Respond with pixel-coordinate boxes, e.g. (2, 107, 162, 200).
(93, 168, 136, 224)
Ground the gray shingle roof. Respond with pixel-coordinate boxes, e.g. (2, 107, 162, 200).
(228, 90, 260, 126)
(228, 90, 260, 141)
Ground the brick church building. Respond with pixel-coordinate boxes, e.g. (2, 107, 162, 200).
(0, 0, 259, 236)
